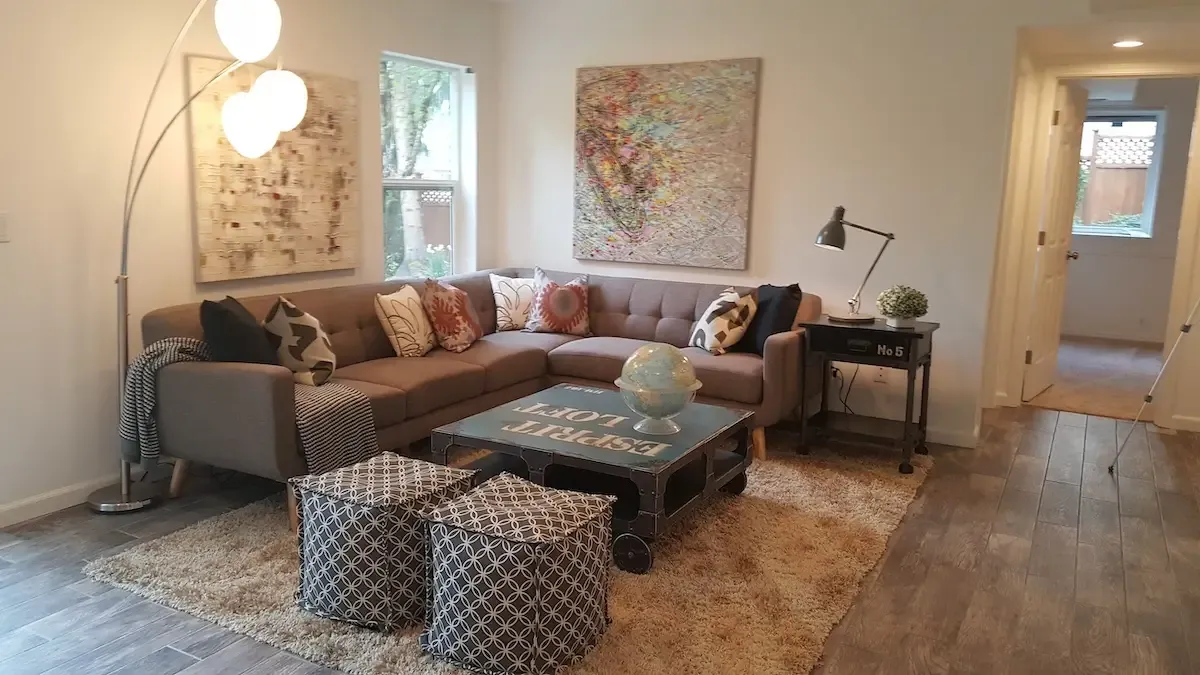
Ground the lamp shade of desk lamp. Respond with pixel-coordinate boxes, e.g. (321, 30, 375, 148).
(814, 206, 896, 324)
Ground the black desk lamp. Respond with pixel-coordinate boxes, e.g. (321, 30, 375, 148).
(814, 206, 896, 323)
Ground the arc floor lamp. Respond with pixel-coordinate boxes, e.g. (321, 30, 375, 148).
(87, 0, 308, 513)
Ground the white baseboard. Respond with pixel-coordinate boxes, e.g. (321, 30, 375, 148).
(929, 426, 979, 449)
(0, 474, 119, 529)
(1163, 414, 1200, 433)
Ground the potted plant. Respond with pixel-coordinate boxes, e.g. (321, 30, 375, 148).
(876, 285, 929, 329)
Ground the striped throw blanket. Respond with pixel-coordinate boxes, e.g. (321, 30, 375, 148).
(119, 338, 380, 476)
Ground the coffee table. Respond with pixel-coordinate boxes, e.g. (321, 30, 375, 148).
(431, 383, 753, 573)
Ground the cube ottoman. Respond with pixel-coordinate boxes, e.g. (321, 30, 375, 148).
(420, 472, 616, 675)
(289, 452, 476, 630)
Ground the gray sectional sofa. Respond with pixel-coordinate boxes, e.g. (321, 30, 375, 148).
(142, 269, 822, 485)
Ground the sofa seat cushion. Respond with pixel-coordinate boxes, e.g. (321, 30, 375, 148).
(330, 379, 407, 428)
(425, 340, 547, 393)
(477, 331, 582, 354)
(547, 337, 647, 383)
(680, 347, 763, 405)
(335, 358, 485, 419)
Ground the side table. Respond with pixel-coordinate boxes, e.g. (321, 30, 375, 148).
(798, 316, 939, 474)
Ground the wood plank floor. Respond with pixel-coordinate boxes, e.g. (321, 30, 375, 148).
(816, 407, 1200, 675)
(1, 408, 1196, 674)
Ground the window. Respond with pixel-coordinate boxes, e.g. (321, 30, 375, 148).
(380, 55, 463, 278)
(1073, 112, 1164, 238)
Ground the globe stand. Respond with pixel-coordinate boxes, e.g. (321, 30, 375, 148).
(634, 418, 681, 435)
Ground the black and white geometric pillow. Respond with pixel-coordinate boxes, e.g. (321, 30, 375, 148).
(690, 287, 758, 355)
(420, 473, 615, 674)
(264, 296, 337, 386)
(290, 453, 476, 630)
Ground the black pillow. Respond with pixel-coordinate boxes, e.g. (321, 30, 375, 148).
(732, 284, 802, 356)
(200, 297, 279, 365)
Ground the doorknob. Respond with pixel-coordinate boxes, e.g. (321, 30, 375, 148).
(1067, 251, 1080, 260)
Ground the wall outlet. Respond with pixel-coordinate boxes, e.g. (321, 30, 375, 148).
(873, 367, 888, 384)
(0, 213, 9, 243)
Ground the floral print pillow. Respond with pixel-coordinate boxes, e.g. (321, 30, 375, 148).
(421, 280, 483, 353)
(525, 268, 591, 336)
(490, 274, 537, 331)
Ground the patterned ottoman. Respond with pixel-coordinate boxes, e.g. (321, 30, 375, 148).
(289, 452, 475, 630)
(420, 472, 616, 675)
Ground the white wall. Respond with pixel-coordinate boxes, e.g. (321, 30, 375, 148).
(1061, 78, 1197, 344)
(496, 0, 1094, 448)
(0, 0, 500, 526)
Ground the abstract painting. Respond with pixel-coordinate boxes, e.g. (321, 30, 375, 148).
(187, 56, 361, 283)
(573, 58, 760, 270)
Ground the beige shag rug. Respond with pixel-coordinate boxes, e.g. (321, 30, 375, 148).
(85, 449, 929, 675)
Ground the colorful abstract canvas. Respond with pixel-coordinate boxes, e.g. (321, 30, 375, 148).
(574, 58, 760, 270)
(187, 56, 361, 283)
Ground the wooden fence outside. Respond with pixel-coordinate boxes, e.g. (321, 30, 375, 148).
(1075, 131, 1152, 226)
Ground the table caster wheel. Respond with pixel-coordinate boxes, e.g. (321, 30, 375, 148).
(613, 533, 653, 574)
(915, 444, 930, 456)
(899, 461, 914, 475)
(722, 472, 747, 495)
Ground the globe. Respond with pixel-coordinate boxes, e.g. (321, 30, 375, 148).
(614, 343, 703, 435)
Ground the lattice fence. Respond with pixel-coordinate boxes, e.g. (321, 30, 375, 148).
(1093, 135, 1154, 168)
(419, 189, 453, 205)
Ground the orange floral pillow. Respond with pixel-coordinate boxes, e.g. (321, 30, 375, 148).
(525, 268, 590, 336)
(421, 280, 482, 353)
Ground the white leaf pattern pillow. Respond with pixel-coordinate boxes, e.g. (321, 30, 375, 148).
(690, 287, 758, 355)
(490, 274, 537, 331)
(374, 286, 436, 357)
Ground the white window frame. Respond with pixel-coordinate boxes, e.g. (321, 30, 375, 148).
(1073, 108, 1166, 239)
(380, 53, 467, 277)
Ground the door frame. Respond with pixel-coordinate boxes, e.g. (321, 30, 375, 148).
(983, 57, 1200, 430)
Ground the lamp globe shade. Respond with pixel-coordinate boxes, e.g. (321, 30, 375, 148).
(222, 91, 280, 158)
(215, 0, 282, 63)
(252, 69, 308, 131)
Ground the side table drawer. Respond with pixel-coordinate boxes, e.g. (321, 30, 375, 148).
(807, 326, 927, 367)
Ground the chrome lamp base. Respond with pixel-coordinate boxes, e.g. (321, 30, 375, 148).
(86, 461, 162, 513)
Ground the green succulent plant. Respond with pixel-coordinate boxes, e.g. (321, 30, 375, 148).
(877, 285, 929, 319)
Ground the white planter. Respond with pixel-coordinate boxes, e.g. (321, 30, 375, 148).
(885, 316, 917, 329)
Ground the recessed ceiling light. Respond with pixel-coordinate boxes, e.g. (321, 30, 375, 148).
(1113, 40, 1144, 49)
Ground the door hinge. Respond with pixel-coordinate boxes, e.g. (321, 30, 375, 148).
(1025, 350, 1033, 365)
(1038, 231, 1046, 246)
(1052, 110, 1060, 126)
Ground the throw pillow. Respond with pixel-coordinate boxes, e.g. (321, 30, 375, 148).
(490, 273, 537, 331)
(421, 279, 483, 353)
(731, 284, 803, 356)
(263, 297, 337, 386)
(690, 287, 758, 355)
(525, 267, 590, 336)
(374, 286, 436, 357)
(199, 296, 279, 365)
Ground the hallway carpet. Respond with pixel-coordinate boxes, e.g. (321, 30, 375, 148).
(1028, 336, 1162, 421)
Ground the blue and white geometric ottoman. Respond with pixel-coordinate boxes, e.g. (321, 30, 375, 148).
(420, 472, 616, 675)
(289, 452, 476, 630)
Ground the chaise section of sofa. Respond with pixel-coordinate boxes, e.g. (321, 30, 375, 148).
(141, 268, 821, 485)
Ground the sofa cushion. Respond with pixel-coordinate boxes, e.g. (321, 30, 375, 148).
(335, 358, 486, 419)
(477, 331, 582, 354)
(547, 337, 646, 383)
(331, 378, 407, 428)
(374, 286, 436, 357)
(264, 297, 337, 386)
(680, 347, 763, 405)
(200, 297, 279, 365)
(426, 339, 546, 393)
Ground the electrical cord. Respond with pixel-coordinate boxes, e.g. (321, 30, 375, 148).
(838, 364, 859, 415)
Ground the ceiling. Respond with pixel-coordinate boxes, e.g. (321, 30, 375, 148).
(1024, 20, 1200, 59)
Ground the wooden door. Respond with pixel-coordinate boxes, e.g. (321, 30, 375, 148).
(1024, 82, 1087, 402)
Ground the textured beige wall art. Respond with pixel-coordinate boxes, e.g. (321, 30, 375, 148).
(574, 58, 760, 270)
(187, 56, 361, 283)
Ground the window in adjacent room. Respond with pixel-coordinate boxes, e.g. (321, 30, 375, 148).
(1073, 112, 1164, 238)
(380, 54, 464, 279)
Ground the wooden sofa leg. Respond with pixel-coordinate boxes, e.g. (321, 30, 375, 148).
(286, 485, 299, 536)
(751, 427, 767, 461)
(169, 460, 189, 499)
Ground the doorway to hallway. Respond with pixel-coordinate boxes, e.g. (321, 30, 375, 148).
(1026, 336, 1162, 420)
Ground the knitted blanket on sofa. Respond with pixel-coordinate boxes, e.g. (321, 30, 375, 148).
(119, 337, 379, 476)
